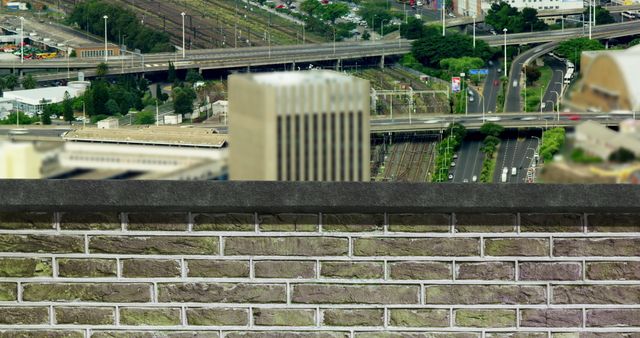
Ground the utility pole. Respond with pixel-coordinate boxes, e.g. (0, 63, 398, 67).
(181, 12, 186, 58)
(503, 28, 508, 76)
(472, 15, 476, 49)
(103, 15, 108, 62)
(442, 0, 445, 36)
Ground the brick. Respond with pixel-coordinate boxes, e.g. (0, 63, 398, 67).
(455, 213, 516, 232)
(519, 262, 582, 281)
(0, 258, 51, 277)
(354, 333, 478, 338)
(158, 283, 286, 303)
(0, 307, 48, 324)
(389, 309, 449, 327)
(520, 213, 583, 232)
(425, 285, 546, 304)
(255, 260, 315, 278)
(486, 334, 547, 338)
(456, 262, 514, 280)
(321, 261, 383, 279)
(57, 259, 116, 278)
(520, 309, 583, 327)
(126, 212, 188, 231)
(0, 283, 16, 301)
(455, 309, 516, 327)
(225, 333, 348, 338)
(322, 309, 384, 326)
(194, 213, 254, 231)
(556, 334, 640, 338)
(586, 261, 640, 280)
(119, 307, 181, 326)
(587, 309, 640, 327)
(0, 234, 83, 253)
(22, 283, 151, 302)
(354, 238, 479, 256)
(187, 260, 249, 278)
(292, 284, 419, 304)
(186, 308, 248, 326)
(553, 285, 640, 304)
(91, 332, 220, 338)
(225, 237, 348, 256)
(0, 331, 83, 338)
(259, 213, 318, 232)
(121, 259, 181, 277)
(553, 238, 640, 256)
(253, 308, 315, 326)
(0, 212, 53, 229)
(60, 212, 120, 230)
(587, 213, 640, 232)
(55, 306, 114, 325)
(89, 236, 217, 255)
(388, 213, 450, 232)
(485, 238, 549, 256)
(323, 214, 383, 232)
(389, 261, 451, 280)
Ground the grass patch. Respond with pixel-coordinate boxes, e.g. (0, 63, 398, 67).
(521, 65, 552, 112)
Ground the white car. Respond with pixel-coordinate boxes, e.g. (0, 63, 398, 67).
(448, 174, 454, 180)
(486, 116, 501, 122)
(512, 80, 518, 87)
(472, 175, 478, 182)
(463, 178, 469, 183)
(451, 162, 456, 167)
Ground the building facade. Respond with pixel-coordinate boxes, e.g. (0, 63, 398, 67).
(229, 71, 370, 181)
(75, 43, 120, 59)
(480, 0, 583, 13)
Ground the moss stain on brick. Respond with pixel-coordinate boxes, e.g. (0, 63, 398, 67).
(0, 258, 51, 277)
(456, 309, 516, 327)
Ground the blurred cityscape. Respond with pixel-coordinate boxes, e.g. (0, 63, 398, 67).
(0, 0, 640, 183)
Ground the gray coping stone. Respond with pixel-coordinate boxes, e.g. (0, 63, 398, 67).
(0, 180, 639, 213)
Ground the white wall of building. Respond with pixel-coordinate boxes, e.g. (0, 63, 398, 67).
(481, 0, 583, 13)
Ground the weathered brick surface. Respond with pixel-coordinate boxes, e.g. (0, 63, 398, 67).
(520, 309, 583, 327)
(22, 283, 151, 302)
(55, 307, 114, 325)
(90, 236, 218, 255)
(0, 258, 51, 277)
(126, 213, 189, 231)
(292, 284, 419, 304)
(322, 309, 384, 326)
(425, 285, 546, 304)
(121, 259, 181, 277)
(485, 238, 549, 256)
(586, 261, 640, 280)
(455, 309, 516, 327)
(158, 283, 286, 303)
(321, 261, 384, 279)
(0, 331, 84, 338)
(193, 213, 254, 231)
(519, 262, 582, 281)
(456, 262, 515, 280)
(60, 212, 120, 230)
(225, 333, 348, 338)
(354, 333, 479, 338)
(520, 213, 583, 232)
(91, 332, 220, 338)
(454, 213, 516, 232)
(57, 258, 116, 278)
(587, 213, 640, 232)
(389, 309, 449, 327)
(0, 212, 53, 229)
(0, 283, 16, 301)
(554, 238, 640, 256)
(119, 307, 181, 326)
(387, 213, 450, 232)
(323, 214, 384, 232)
(187, 260, 250, 278)
(253, 308, 316, 326)
(354, 238, 479, 256)
(225, 237, 348, 256)
(389, 261, 451, 280)
(255, 260, 315, 278)
(259, 214, 318, 232)
(186, 308, 248, 326)
(586, 309, 640, 327)
(553, 285, 640, 304)
(0, 307, 49, 324)
(0, 235, 83, 253)
(486, 334, 547, 338)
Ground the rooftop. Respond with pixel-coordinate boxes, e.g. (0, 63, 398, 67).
(3, 86, 83, 106)
(250, 70, 356, 86)
(63, 126, 227, 148)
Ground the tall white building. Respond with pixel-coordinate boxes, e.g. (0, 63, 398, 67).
(229, 70, 370, 181)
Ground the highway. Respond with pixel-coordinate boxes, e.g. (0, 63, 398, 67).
(452, 140, 484, 183)
(493, 136, 539, 183)
(482, 62, 502, 114)
(541, 57, 566, 113)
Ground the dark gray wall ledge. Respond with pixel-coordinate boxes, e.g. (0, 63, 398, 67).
(0, 180, 639, 213)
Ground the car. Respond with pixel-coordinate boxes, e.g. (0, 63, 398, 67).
(511, 167, 517, 176)
(468, 89, 474, 96)
(568, 114, 581, 121)
(448, 174, 454, 180)
(463, 179, 469, 183)
(497, 68, 501, 73)
(276, 4, 285, 8)
(490, 29, 497, 35)
(469, 96, 474, 102)
(512, 80, 518, 87)
(472, 175, 478, 182)
(448, 12, 455, 17)
(451, 162, 456, 167)
(453, 153, 458, 159)
(493, 79, 499, 86)
(486, 116, 501, 122)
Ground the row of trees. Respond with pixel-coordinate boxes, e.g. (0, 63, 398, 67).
(478, 123, 504, 182)
(411, 26, 495, 69)
(432, 123, 467, 182)
(68, 0, 172, 53)
(485, 2, 548, 33)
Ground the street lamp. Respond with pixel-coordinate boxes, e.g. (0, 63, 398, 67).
(503, 28, 508, 76)
(19, 16, 24, 64)
(381, 19, 388, 39)
(181, 12, 186, 58)
(333, 26, 336, 55)
(442, 0, 446, 36)
(460, 72, 467, 115)
(551, 90, 560, 120)
(103, 15, 108, 62)
(555, 69, 564, 94)
(472, 15, 476, 49)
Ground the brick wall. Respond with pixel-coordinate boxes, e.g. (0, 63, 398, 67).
(1, 209, 639, 338)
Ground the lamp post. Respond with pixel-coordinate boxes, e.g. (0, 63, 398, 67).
(472, 15, 476, 49)
(103, 15, 108, 62)
(555, 69, 564, 94)
(503, 28, 508, 76)
(19, 16, 24, 64)
(442, 0, 446, 36)
(181, 12, 186, 58)
(333, 26, 336, 55)
(551, 90, 560, 120)
(381, 19, 388, 39)
(461, 72, 468, 115)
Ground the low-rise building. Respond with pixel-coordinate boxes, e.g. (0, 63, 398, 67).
(97, 117, 119, 129)
(2, 86, 86, 117)
(74, 43, 120, 59)
(575, 120, 640, 159)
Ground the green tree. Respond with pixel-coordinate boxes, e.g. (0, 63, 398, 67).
(609, 147, 635, 163)
(40, 98, 52, 125)
(62, 91, 74, 124)
(481, 135, 501, 154)
(358, 0, 393, 29)
(173, 86, 196, 117)
(301, 0, 321, 15)
(486, 2, 547, 33)
(96, 62, 109, 77)
(105, 99, 120, 115)
(524, 65, 541, 85)
(362, 30, 371, 40)
(185, 69, 203, 83)
(91, 80, 110, 116)
(555, 38, 604, 68)
(439, 57, 484, 78)
(412, 32, 494, 68)
(155, 84, 165, 102)
(4, 74, 18, 90)
(21, 74, 37, 89)
(586, 6, 614, 25)
(167, 61, 176, 83)
(480, 122, 504, 137)
(134, 110, 155, 124)
(319, 3, 349, 24)
(400, 17, 425, 39)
